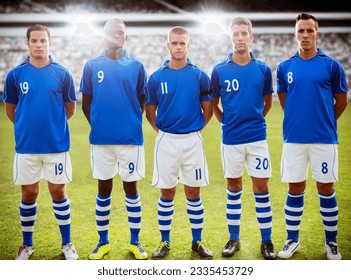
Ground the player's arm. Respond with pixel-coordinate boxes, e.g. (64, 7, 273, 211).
(263, 93, 273, 117)
(137, 65, 147, 115)
(201, 99, 213, 129)
(334, 92, 348, 120)
(5, 102, 16, 124)
(277, 92, 286, 111)
(213, 97, 222, 122)
(65, 102, 76, 120)
(82, 93, 92, 124)
(145, 104, 158, 133)
(138, 95, 145, 114)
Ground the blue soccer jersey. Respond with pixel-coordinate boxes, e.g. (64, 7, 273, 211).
(277, 49, 348, 144)
(3, 56, 77, 154)
(79, 49, 146, 145)
(211, 52, 273, 145)
(146, 59, 213, 134)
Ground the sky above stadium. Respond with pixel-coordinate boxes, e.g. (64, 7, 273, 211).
(1, 0, 350, 13)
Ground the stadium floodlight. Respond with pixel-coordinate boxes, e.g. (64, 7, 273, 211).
(152, 0, 230, 35)
(66, 13, 103, 36)
(73, 22, 96, 36)
(204, 21, 224, 34)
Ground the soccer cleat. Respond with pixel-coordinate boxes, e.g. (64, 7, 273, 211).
(325, 242, 342, 260)
(192, 241, 214, 259)
(129, 242, 148, 260)
(152, 241, 171, 259)
(61, 243, 78, 260)
(89, 243, 110, 260)
(278, 239, 300, 259)
(222, 239, 240, 258)
(261, 240, 276, 260)
(15, 245, 34, 260)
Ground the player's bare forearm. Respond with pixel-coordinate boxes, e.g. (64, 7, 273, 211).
(138, 95, 145, 114)
(5, 102, 16, 124)
(65, 102, 76, 120)
(145, 104, 159, 133)
(277, 92, 286, 111)
(201, 100, 213, 128)
(263, 93, 273, 117)
(213, 97, 222, 123)
(334, 92, 348, 120)
(82, 93, 92, 124)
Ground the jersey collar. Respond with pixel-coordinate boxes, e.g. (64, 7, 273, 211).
(100, 48, 131, 60)
(23, 54, 56, 65)
(226, 51, 257, 64)
(162, 58, 194, 68)
(291, 48, 326, 59)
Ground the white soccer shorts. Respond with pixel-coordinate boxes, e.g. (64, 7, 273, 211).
(221, 140, 272, 179)
(152, 130, 209, 188)
(13, 152, 72, 185)
(281, 143, 338, 183)
(90, 144, 145, 181)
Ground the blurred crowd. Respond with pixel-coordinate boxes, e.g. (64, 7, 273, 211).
(1, 32, 350, 98)
(1, 1, 350, 98)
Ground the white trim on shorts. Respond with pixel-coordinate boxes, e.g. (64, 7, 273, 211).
(281, 143, 338, 183)
(13, 152, 72, 185)
(221, 140, 271, 179)
(90, 144, 145, 181)
(152, 130, 209, 189)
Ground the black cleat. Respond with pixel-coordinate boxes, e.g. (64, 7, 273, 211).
(222, 238, 240, 257)
(192, 241, 214, 259)
(152, 241, 171, 259)
(261, 240, 276, 260)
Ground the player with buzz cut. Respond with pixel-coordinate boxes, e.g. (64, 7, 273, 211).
(277, 13, 348, 260)
(4, 24, 78, 260)
(80, 18, 148, 260)
(211, 17, 276, 260)
(146, 26, 214, 259)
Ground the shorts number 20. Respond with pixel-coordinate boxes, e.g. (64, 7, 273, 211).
(255, 157, 269, 170)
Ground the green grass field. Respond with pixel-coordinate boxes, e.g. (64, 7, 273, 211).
(0, 101, 350, 260)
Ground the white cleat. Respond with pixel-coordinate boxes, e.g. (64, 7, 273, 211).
(325, 242, 342, 260)
(278, 239, 300, 259)
(61, 243, 79, 260)
(15, 245, 34, 260)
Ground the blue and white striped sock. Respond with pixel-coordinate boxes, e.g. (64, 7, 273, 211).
(125, 194, 142, 245)
(226, 188, 242, 240)
(53, 197, 71, 245)
(186, 197, 204, 243)
(96, 194, 111, 245)
(319, 191, 338, 243)
(285, 192, 304, 243)
(254, 192, 273, 243)
(158, 197, 174, 242)
(19, 200, 37, 246)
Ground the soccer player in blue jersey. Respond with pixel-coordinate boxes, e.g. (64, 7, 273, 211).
(277, 13, 348, 260)
(146, 26, 214, 259)
(211, 17, 275, 260)
(80, 18, 148, 260)
(3, 24, 78, 260)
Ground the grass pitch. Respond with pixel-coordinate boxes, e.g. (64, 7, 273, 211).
(0, 101, 350, 260)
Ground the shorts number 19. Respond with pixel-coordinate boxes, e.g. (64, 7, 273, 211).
(54, 163, 63, 175)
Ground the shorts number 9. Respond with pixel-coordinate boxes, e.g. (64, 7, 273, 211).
(128, 162, 135, 174)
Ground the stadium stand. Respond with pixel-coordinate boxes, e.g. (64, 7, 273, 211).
(1, 33, 350, 96)
(0, 0, 350, 97)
